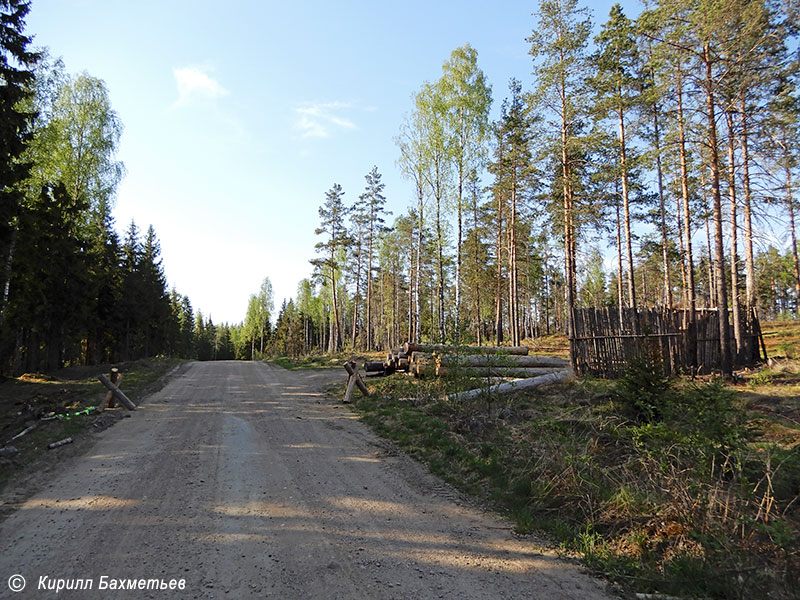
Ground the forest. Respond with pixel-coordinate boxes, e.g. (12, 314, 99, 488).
(265, 0, 800, 374)
(1, 0, 799, 375)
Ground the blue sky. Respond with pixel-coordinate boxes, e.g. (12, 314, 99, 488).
(27, 0, 639, 324)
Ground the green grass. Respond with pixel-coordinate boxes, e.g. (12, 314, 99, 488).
(348, 363, 800, 600)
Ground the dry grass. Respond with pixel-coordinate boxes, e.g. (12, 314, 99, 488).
(762, 320, 800, 359)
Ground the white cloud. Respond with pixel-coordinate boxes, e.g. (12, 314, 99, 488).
(173, 65, 229, 106)
(293, 101, 359, 139)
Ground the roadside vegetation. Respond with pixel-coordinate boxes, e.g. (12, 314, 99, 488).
(344, 332, 799, 599)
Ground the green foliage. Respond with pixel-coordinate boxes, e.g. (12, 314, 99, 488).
(0, 0, 38, 273)
(613, 347, 671, 423)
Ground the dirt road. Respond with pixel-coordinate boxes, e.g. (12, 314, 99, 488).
(0, 361, 614, 599)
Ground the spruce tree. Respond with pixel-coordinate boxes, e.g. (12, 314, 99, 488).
(0, 0, 38, 328)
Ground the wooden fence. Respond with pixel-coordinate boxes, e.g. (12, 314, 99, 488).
(570, 307, 765, 378)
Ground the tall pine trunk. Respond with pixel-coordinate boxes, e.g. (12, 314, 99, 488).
(508, 182, 520, 346)
(652, 105, 672, 308)
(494, 190, 504, 345)
(615, 184, 624, 327)
(726, 111, 743, 358)
(784, 147, 800, 316)
(703, 43, 732, 376)
(677, 67, 697, 342)
(618, 102, 636, 310)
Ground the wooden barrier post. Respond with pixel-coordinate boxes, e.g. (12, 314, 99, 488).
(98, 368, 122, 410)
(342, 361, 369, 398)
(98, 372, 136, 411)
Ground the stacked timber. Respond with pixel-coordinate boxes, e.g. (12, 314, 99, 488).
(407, 343, 568, 379)
(363, 348, 411, 375)
(364, 341, 569, 381)
(404, 342, 529, 356)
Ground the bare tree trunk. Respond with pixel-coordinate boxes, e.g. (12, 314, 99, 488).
(562, 107, 576, 345)
(364, 252, 371, 351)
(455, 162, 463, 345)
(652, 105, 672, 308)
(407, 217, 415, 344)
(0, 228, 16, 331)
(352, 240, 362, 350)
(701, 170, 716, 308)
(473, 192, 483, 346)
(739, 101, 758, 315)
(619, 103, 636, 310)
(415, 187, 423, 343)
(615, 186, 624, 328)
(436, 183, 446, 344)
(677, 67, 697, 348)
(726, 111, 743, 358)
(494, 190, 504, 345)
(785, 155, 800, 316)
(330, 249, 341, 352)
(704, 44, 732, 376)
(676, 184, 688, 312)
(508, 183, 520, 346)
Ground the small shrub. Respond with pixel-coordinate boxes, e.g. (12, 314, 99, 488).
(613, 349, 672, 424)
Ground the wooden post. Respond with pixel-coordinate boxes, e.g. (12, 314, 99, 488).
(343, 373, 357, 403)
(342, 362, 369, 397)
(98, 373, 137, 411)
(99, 368, 122, 411)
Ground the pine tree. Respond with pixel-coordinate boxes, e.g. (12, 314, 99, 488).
(311, 183, 350, 352)
(361, 166, 389, 350)
(528, 0, 593, 353)
(488, 79, 537, 346)
(590, 3, 641, 310)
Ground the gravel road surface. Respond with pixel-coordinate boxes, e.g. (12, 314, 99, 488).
(0, 361, 615, 599)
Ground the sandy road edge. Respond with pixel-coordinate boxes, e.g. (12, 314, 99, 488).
(0, 360, 195, 523)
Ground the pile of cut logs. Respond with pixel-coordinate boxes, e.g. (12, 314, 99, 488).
(364, 342, 569, 379)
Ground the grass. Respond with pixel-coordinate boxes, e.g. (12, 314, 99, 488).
(0, 357, 182, 492)
(345, 354, 800, 599)
(762, 320, 800, 359)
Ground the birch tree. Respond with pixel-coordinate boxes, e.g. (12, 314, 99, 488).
(439, 45, 492, 342)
